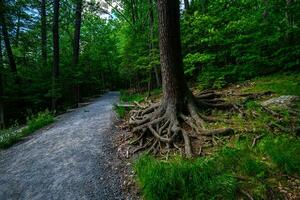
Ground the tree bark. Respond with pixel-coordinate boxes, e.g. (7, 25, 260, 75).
(285, 0, 294, 43)
(41, 0, 47, 67)
(15, 14, 21, 47)
(0, 33, 4, 128)
(184, 0, 189, 10)
(130, 0, 136, 24)
(157, 0, 189, 110)
(0, 0, 17, 74)
(72, 0, 83, 107)
(52, 0, 60, 111)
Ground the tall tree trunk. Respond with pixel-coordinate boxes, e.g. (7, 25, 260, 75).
(130, 0, 136, 24)
(184, 0, 189, 10)
(52, 0, 60, 111)
(201, 0, 208, 14)
(41, 0, 47, 67)
(0, 0, 17, 74)
(0, 33, 5, 128)
(157, 0, 189, 110)
(15, 14, 20, 47)
(148, 0, 161, 88)
(130, 0, 232, 158)
(72, 0, 83, 107)
(285, 0, 294, 43)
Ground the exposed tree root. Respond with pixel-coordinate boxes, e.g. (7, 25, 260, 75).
(129, 91, 235, 157)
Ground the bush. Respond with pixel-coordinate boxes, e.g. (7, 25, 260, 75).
(24, 110, 54, 135)
(0, 110, 54, 149)
(0, 126, 20, 149)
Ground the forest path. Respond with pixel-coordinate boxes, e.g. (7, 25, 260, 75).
(0, 92, 124, 200)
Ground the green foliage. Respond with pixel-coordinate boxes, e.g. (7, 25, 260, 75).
(120, 90, 145, 103)
(0, 110, 54, 149)
(114, 106, 127, 119)
(182, 0, 300, 88)
(259, 136, 300, 175)
(0, 125, 20, 149)
(24, 110, 54, 135)
(1, 1, 121, 126)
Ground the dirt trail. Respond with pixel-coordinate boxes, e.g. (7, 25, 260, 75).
(0, 92, 124, 200)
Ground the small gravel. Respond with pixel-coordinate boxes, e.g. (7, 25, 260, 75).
(0, 92, 125, 200)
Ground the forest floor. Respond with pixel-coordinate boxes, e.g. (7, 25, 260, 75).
(0, 92, 131, 200)
(115, 73, 300, 200)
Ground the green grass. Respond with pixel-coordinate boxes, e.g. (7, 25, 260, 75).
(135, 154, 237, 200)
(114, 106, 127, 118)
(242, 73, 300, 96)
(135, 135, 300, 200)
(0, 110, 54, 149)
(259, 135, 300, 175)
(120, 90, 145, 103)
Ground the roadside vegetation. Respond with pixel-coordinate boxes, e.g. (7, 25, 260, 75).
(0, 110, 54, 149)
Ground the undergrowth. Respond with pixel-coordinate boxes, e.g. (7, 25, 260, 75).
(0, 110, 54, 149)
(133, 73, 300, 200)
(242, 73, 300, 96)
(135, 135, 300, 200)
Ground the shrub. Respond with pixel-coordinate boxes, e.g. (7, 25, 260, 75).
(0, 110, 54, 149)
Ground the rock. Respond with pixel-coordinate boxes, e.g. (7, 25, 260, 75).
(262, 95, 300, 107)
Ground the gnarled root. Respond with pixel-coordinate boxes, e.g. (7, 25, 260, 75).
(128, 91, 234, 157)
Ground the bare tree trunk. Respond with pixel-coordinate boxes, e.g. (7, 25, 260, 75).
(130, 0, 136, 24)
(184, 0, 189, 10)
(15, 14, 21, 47)
(157, 0, 189, 109)
(148, 0, 161, 88)
(0, 0, 17, 74)
(41, 0, 47, 67)
(72, 0, 83, 107)
(285, 0, 294, 43)
(52, 0, 60, 111)
(0, 34, 5, 128)
(201, 0, 208, 14)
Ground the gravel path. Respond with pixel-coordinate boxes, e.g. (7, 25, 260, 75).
(0, 92, 124, 200)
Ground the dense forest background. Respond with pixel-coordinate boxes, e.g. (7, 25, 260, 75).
(0, 0, 299, 127)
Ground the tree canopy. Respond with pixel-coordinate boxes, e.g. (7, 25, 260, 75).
(0, 0, 299, 126)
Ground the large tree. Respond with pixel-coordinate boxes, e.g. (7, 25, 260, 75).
(52, 0, 60, 111)
(0, 33, 4, 128)
(41, 0, 47, 67)
(0, 0, 17, 74)
(184, 0, 189, 10)
(72, 0, 83, 107)
(129, 0, 232, 157)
